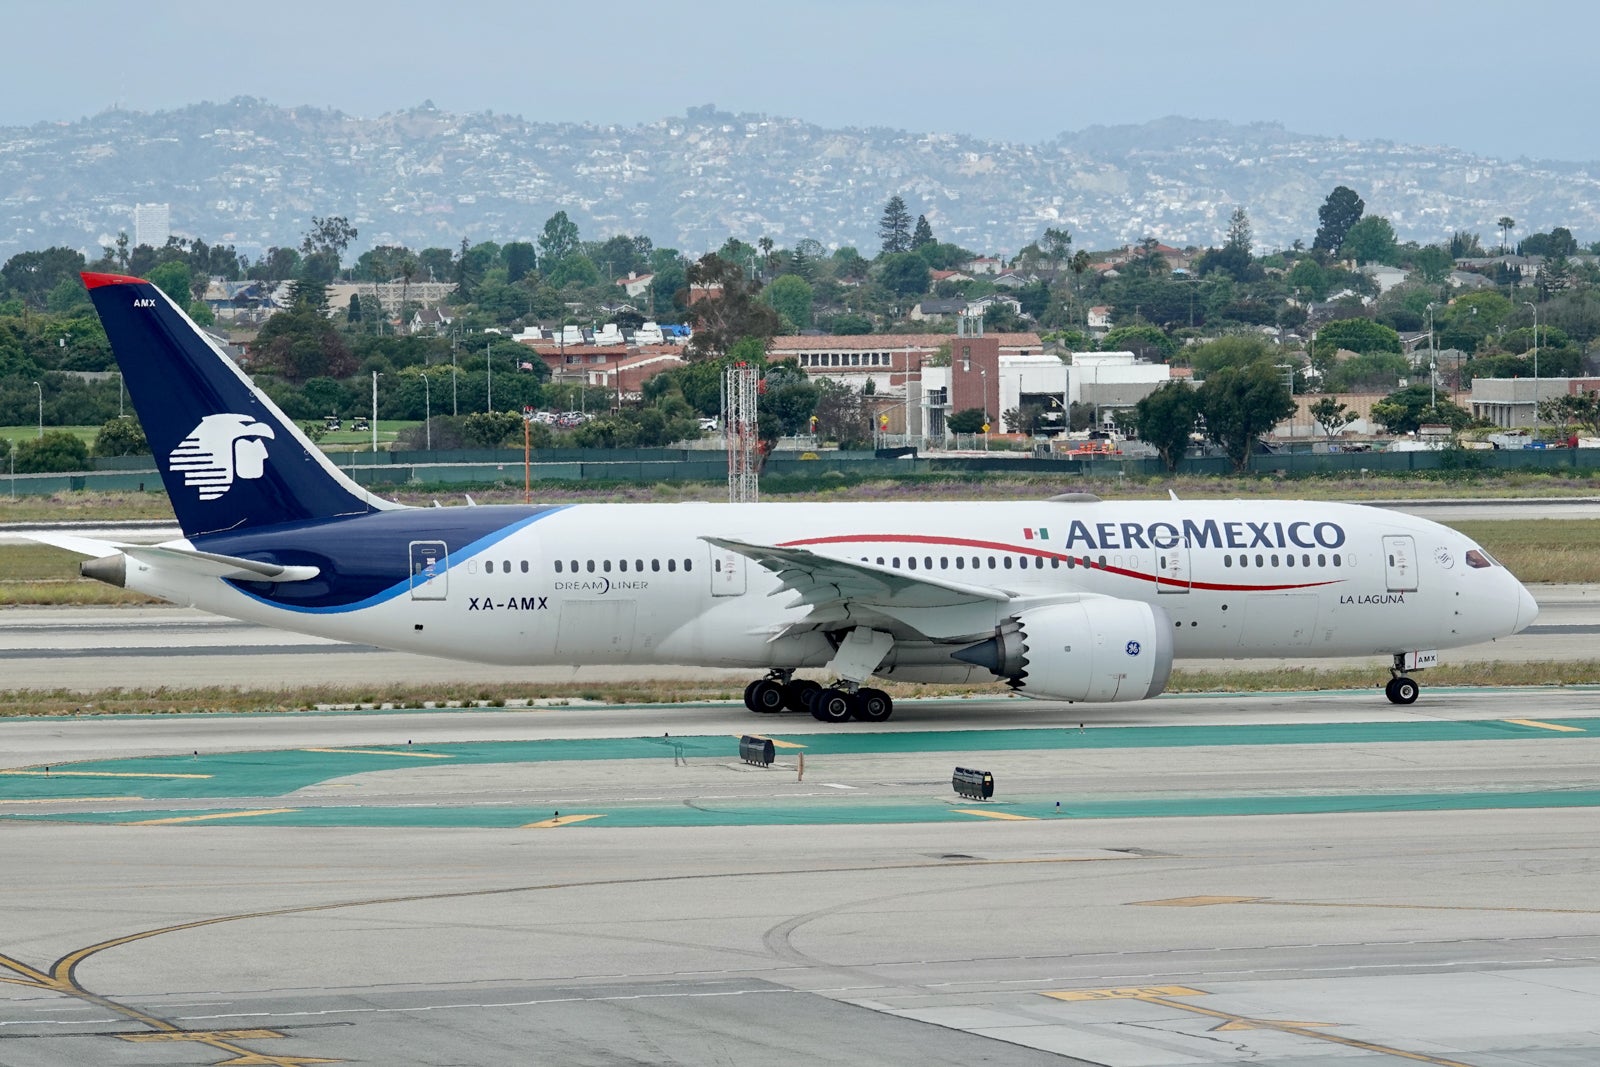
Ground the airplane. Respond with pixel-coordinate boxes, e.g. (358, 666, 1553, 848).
(35, 271, 1538, 723)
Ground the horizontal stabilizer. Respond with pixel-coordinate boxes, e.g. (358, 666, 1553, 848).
(25, 532, 318, 585)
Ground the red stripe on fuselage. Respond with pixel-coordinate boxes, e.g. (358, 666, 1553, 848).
(776, 532, 1340, 593)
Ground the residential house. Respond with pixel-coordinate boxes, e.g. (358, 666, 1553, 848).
(614, 272, 655, 299)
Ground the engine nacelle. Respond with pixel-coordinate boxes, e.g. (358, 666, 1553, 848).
(953, 598, 1174, 702)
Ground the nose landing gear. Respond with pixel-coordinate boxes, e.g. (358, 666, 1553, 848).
(1385, 653, 1421, 704)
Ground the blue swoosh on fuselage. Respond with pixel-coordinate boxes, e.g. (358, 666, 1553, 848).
(197, 504, 570, 613)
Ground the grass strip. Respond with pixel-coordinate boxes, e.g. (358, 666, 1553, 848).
(0, 661, 1595, 717)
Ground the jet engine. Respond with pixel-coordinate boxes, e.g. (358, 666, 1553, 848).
(952, 598, 1174, 702)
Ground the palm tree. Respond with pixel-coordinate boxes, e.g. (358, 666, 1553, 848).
(1069, 250, 1092, 327)
(1498, 216, 1515, 255)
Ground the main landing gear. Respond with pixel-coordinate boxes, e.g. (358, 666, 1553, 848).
(1384, 654, 1421, 705)
(742, 671, 894, 723)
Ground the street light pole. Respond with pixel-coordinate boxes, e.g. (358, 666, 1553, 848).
(485, 339, 492, 412)
(1524, 300, 1539, 431)
(420, 373, 431, 451)
(30, 381, 41, 439)
(980, 368, 989, 450)
(370, 371, 379, 454)
(1426, 303, 1437, 409)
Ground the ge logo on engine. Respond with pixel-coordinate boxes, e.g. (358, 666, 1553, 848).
(1125, 640, 1141, 656)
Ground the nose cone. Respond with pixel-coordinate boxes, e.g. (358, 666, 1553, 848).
(1513, 582, 1539, 634)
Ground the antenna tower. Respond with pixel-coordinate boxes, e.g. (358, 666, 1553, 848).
(723, 362, 761, 503)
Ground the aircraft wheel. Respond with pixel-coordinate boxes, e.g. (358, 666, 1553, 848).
(785, 679, 822, 713)
(748, 679, 787, 713)
(851, 688, 893, 722)
(1385, 676, 1420, 705)
(812, 688, 855, 723)
(743, 680, 762, 712)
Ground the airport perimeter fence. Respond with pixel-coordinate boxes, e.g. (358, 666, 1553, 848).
(8, 445, 1600, 497)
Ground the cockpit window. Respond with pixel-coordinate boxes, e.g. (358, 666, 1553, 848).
(1465, 549, 1496, 569)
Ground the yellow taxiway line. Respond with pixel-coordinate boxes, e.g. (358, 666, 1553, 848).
(125, 809, 296, 826)
(1504, 718, 1585, 732)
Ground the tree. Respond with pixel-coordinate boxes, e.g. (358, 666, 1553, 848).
(1101, 324, 1177, 362)
(502, 242, 537, 284)
(2, 247, 88, 308)
(1132, 381, 1200, 471)
(301, 215, 358, 259)
(1187, 335, 1275, 377)
(1309, 396, 1356, 439)
(878, 195, 912, 255)
(1040, 227, 1073, 268)
(1497, 216, 1516, 255)
(92, 417, 148, 457)
(683, 254, 780, 360)
(912, 215, 934, 249)
(762, 274, 814, 330)
(878, 252, 931, 298)
(812, 377, 873, 447)
(1313, 318, 1401, 359)
(1197, 361, 1296, 471)
(147, 261, 192, 306)
(13, 430, 89, 473)
(1225, 206, 1252, 255)
(1313, 186, 1365, 253)
(459, 410, 525, 448)
(1411, 244, 1453, 284)
(249, 304, 356, 382)
(1340, 215, 1399, 265)
(538, 211, 582, 264)
(946, 407, 988, 434)
(1369, 383, 1435, 435)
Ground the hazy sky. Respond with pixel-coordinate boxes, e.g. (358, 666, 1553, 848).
(7, 0, 1596, 161)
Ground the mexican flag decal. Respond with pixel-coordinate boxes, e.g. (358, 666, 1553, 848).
(1022, 527, 1050, 540)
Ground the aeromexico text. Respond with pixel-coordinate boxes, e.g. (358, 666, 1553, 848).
(1059, 519, 1346, 552)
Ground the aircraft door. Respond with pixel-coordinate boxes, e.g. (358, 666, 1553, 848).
(1157, 537, 1191, 593)
(1382, 534, 1418, 592)
(710, 544, 747, 597)
(409, 540, 448, 600)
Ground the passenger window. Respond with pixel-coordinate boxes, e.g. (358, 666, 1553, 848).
(651, 559, 660, 572)
(636, 560, 643, 572)
(555, 560, 563, 573)
(1302, 554, 1310, 567)
(1067, 556, 1076, 569)
(1284, 554, 1294, 568)
(684, 559, 693, 572)
(485, 560, 494, 573)
(876, 556, 885, 565)
(668, 559, 677, 572)
(1099, 555, 1108, 568)
(714, 559, 721, 572)
(1333, 553, 1343, 567)
(1003, 557, 1012, 569)
(907, 557, 917, 570)
(956, 557, 964, 569)
(1255, 554, 1264, 567)
(1271, 554, 1279, 566)
(603, 560, 612, 572)
(1034, 556, 1044, 569)
(622, 560, 631, 572)
(586, 560, 595, 573)
(503, 560, 510, 572)
(988, 556, 997, 569)
(924, 556, 933, 569)
(1050, 557, 1059, 569)
(1223, 555, 1231, 567)
(521, 560, 529, 573)
(940, 556, 949, 569)
(1318, 554, 1326, 567)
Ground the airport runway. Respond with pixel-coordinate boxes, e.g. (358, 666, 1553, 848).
(1, 691, 1598, 1066)
(0, 579, 1591, 694)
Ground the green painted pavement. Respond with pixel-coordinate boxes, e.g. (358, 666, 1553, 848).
(13, 787, 1600, 828)
(0, 718, 1592, 804)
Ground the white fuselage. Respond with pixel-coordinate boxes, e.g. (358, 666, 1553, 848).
(131, 499, 1535, 681)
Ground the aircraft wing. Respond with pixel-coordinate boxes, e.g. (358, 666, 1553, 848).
(702, 535, 1016, 641)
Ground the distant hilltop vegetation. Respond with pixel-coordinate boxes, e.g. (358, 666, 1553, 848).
(2, 97, 1598, 261)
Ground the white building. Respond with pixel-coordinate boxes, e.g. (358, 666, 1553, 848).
(133, 203, 170, 249)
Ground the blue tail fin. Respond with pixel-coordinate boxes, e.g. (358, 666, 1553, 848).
(84, 272, 399, 537)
